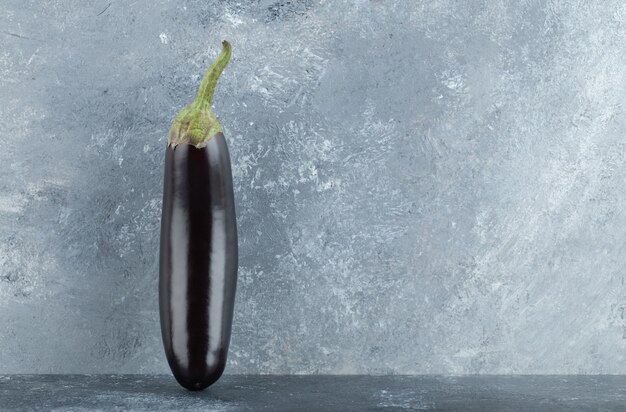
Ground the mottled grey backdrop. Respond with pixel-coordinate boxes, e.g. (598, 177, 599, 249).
(1, 0, 626, 374)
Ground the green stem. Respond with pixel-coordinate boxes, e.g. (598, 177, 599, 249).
(168, 40, 232, 148)
(194, 40, 231, 110)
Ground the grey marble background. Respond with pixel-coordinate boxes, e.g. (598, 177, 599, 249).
(1, 0, 626, 374)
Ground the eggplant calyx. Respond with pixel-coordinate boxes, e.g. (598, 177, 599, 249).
(168, 40, 231, 148)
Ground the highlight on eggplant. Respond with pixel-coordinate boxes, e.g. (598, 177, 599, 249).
(159, 40, 238, 391)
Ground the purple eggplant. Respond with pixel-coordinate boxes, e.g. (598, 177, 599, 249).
(159, 41, 237, 391)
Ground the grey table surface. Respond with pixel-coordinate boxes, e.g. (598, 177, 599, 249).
(1, 375, 626, 411)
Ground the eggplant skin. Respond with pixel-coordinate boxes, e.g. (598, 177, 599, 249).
(159, 132, 238, 391)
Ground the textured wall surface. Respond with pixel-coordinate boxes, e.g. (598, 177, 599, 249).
(1, 0, 626, 374)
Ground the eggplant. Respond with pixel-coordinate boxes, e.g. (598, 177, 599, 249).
(159, 41, 237, 391)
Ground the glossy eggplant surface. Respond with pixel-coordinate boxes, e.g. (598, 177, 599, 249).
(159, 132, 238, 391)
